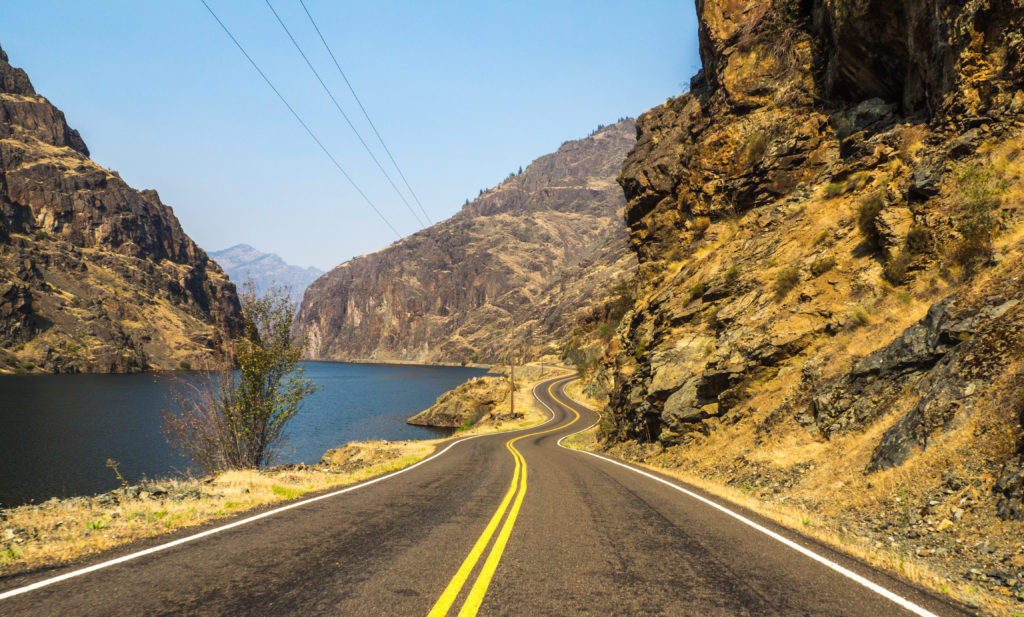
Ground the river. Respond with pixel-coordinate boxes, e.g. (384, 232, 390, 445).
(0, 362, 487, 507)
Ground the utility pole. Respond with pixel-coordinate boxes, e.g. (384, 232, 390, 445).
(509, 359, 515, 417)
(508, 316, 516, 418)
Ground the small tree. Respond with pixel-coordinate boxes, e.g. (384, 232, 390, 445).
(163, 285, 318, 472)
(953, 161, 1008, 268)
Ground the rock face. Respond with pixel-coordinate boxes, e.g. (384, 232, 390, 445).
(297, 120, 637, 363)
(0, 44, 241, 373)
(407, 376, 510, 428)
(210, 244, 323, 307)
(604, 0, 1024, 520)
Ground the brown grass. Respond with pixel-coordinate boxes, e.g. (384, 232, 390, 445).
(0, 441, 433, 577)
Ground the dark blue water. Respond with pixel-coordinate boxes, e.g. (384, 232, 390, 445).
(0, 362, 486, 507)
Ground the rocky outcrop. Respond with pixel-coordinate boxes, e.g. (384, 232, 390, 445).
(997, 456, 1024, 521)
(809, 285, 1024, 471)
(210, 244, 323, 307)
(407, 376, 511, 428)
(296, 120, 637, 364)
(608, 0, 1024, 437)
(0, 43, 241, 373)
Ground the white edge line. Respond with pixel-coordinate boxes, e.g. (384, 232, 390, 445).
(544, 381, 943, 617)
(0, 381, 565, 603)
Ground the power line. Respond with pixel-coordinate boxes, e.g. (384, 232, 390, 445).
(198, 0, 401, 238)
(298, 0, 433, 225)
(264, 0, 425, 229)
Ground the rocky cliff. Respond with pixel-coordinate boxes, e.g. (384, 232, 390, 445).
(296, 120, 637, 364)
(0, 44, 241, 373)
(211, 244, 323, 308)
(598, 1, 1024, 610)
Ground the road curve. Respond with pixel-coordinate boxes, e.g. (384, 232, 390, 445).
(0, 376, 978, 616)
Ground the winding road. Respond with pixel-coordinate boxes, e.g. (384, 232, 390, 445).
(0, 376, 976, 616)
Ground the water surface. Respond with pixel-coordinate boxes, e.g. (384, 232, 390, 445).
(0, 362, 485, 507)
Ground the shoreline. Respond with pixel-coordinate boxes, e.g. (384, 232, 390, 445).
(0, 365, 568, 579)
(0, 361, 502, 508)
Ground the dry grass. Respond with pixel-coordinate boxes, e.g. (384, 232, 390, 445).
(456, 367, 561, 435)
(0, 440, 434, 577)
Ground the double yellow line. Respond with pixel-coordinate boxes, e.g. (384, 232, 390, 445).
(426, 378, 579, 617)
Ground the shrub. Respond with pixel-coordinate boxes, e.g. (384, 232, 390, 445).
(163, 285, 319, 472)
(688, 282, 706, 302)
(883, 252, 911, 285)
(773, 266, 801, 299)
(811, 229, 830, 246)
(948, 231, 992, 271)
(634, 339, 650, 361)
(850, 305, 870, 326)
(743, 131, 768, 167)
(703, 304, 721, 326)
(905, 225, 931, 254)
(856, 193, 884, 242)
(724, 265, 740, 283)
(606, 278, 634, 322)
(34, 230, 48, 241)
(823, 181, 844, 198)
(22, 362, 34, 370)
(809, 255, 836, 277)
(951, 161, 1007, 266)
(595, 322, 617, 339)
(692, 216, 711, 237)
(844, 171, 870, 192)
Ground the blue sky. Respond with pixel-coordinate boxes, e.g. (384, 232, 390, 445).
(2, 1, 699, 270)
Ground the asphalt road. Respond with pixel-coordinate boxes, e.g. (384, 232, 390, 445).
(0, 376, 978, 616)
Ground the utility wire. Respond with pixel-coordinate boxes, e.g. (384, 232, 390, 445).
(265, 0, 426, 228)
(198, 0, 400, 237)
(298, 0, 433, 225)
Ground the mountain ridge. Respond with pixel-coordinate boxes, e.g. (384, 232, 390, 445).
(0, 43, 241, 373)
(296, 119, 638, 364)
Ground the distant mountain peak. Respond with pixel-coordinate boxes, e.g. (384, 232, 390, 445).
(210, 245, 323, 306)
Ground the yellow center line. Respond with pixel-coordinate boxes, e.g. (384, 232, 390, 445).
(454, 440, 526, 616)
(426, 448, 522, 617)
(427, 378, 580, 617)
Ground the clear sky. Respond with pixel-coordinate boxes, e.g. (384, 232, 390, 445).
(2, 1, 700, 271)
